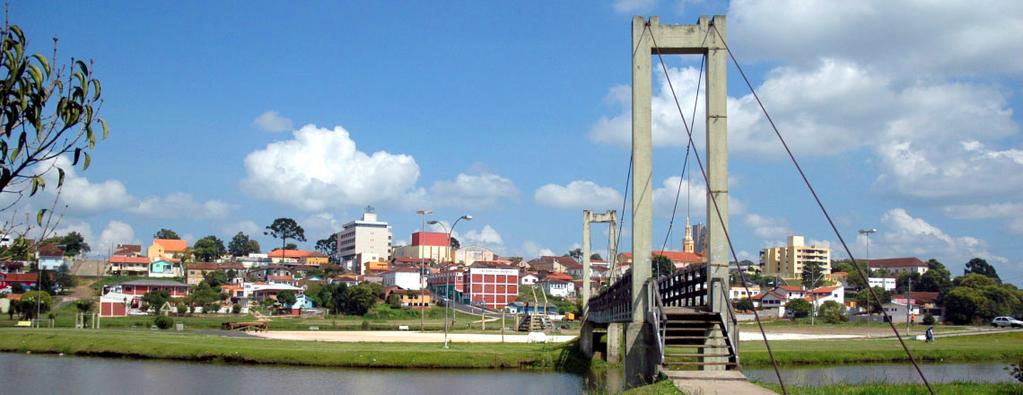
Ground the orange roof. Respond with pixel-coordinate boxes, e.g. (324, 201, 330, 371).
(544, 272, 573, 281)
(268, 275, 294, 281)
(154, 239, 187, 252)
(809, 286, 839, 294)
(5, 293, 22, 301)
(779, 285, 804, 292)
(109, 255, 150, 264)
(618, 250, 704, 263)
(268, 249, 315, 258)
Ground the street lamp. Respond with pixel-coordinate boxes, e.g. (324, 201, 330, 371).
(428, 214, 472, 349)
(416, 209, 433, 332)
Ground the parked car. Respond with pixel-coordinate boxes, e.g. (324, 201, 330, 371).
(991, 316, 1023, 328)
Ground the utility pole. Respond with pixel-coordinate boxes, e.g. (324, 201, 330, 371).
(906, 278, 912, 335)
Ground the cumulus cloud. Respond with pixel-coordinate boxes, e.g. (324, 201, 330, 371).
(39, 156, 133, 213)
(130, 192, 234, 219)
(876, 140, 1023, 202)
(521, 240, 555, 259)
(462, 224, 504, 246)
(743, 213, 792, 241)
(98, 221, 137, 249)
(872, 209, 1007, 269)
(612, 0, 657, 13)
(429, 171, 517, 210)
(252, 111, 294, 132)
(241, 124, 421, 211)
(535, 180, 623, 210)
(302, 212, 342, 238)
(218, 220, 262, 237)
(942, 203, 1023, 234)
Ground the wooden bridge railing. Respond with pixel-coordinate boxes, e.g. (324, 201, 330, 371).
(587, 263, 708, 324)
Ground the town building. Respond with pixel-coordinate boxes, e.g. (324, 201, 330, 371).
(337, 208, 392, 273)
(427, 268, 465, 301)
(147, 239, 188, 261)
(148, 258, 181, 278)
(804, 285, 844, 309)
(527, 256, 579, 274)
(385, 288, 432, 308)
(868, 277, 897, 291)
(185, 262, 245, 286)
(760, 235, 832, 282)
(520, 273, 539, 285)
(36, 244, 67, 270)
(382, 267, 422, 291)
(463, 263, 519, 309)
(616, 250, 704, 270)
(393, 232, 452, 265)
(728, 284, 761, 301)
(456, 245, 496, 265)
(540, 278, 576, 298)
(868, 257, 929, 276)
(268, 249, 321, 265)
(110, 279, 189, 298)
(108, 255, 150, 276)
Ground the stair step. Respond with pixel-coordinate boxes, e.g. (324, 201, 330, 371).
(664, 353, 733, 358)
(664, 344, 731, 348)
(662, 361, 740, 366)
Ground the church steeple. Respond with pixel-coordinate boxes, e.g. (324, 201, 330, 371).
(683, 216, 695, 253)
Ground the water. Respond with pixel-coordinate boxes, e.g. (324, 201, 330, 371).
(746, 362, 1017, 386)
(0, 353, 583, 395)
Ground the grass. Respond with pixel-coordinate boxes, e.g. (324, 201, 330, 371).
(0, 328, 576, 370)
(618, 379, 682, 394)
(739, 332, 1023, 367)
(741, 319, 971, 333)
(755, 382, 1023, 394)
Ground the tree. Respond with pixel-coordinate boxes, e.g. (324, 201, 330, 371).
(202, 270, 228, 287)
(265, 218, 305, 255)
(590, 253, 603, 261)
(330, 283, 350, 315)
(153, 229, 180, 240)
(192, 235, 225, 262)
(228, 232, 258, 257)
(74, 299, 93, 314)
(450, 237, 460, 250)
(964, 258, 1000, 281)
(855, 287, 892, 315)
(801, 261, 826, 290)
(388, 293, 402, 309)
(954, 273, 998, 289)
(284, 243, 298, 250)
(55, 232, 89, 256)
(785, 298, 812, 318)
(18, 291, 51, 320)
(943, 287, 990, 325)
(276, 290, 297, 308)
(185, 283, 224, 309)
(0, 23, 108, 219)
(831, 259, 870, 290)
(315, 234, 338, 263)
(55, 263, 74, 291)
(565, 248, 582, 260)
(818, 300, 848, 324)
(154, 315, 174, 329)
(918, 259, 952, 293)
(735, 298, 754, 311)
(246, 239, 260, 254)
(652, 255, 675, 276)
(141, 290, 170, 311)
(344, 284, 378, 315)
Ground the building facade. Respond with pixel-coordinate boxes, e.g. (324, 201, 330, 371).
(760, 235, 832, 282)
(463, 265, 519, 309)
(337, 209, 392, 273)
(868, 257, 929, 276)
(382, 268, 422, 291)
(393, 232, 452, 264)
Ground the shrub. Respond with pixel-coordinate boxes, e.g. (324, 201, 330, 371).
(785, 299, 812, 319)
(176, 303, 187, 315)
(735, 298, 754, 311)
(231, 304, 241, 314)
(361, 320, 370, 330)
(922, 313, 936, 325)
(818, 300, 848, 324)
(203, 303, 220, 314)
(154, 315, 174, 330)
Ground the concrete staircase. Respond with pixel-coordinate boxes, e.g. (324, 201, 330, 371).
(660, 307, 739, 371)
(517, 314, 553, 332)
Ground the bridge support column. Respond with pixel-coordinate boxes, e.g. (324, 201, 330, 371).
(580, 321, 595, 358)
(607, 322, 623, 363)
(704, 15, 731, 371)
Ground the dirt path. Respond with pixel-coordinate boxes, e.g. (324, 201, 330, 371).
(253, 330, 576, 344)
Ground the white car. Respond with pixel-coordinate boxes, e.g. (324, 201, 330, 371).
(991, 316, 1023, 328)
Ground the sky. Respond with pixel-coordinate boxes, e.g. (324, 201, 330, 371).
(10, 1, 1023, 285)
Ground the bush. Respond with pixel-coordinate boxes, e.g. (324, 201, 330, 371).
(361, 320, 370, 330)
(154, 316, 174, 330)
(735, 298, 755, 311)
(202, 303, 220, 314)
(176, 303, 187, 315)
(922, 313, 936, 325)
(231, 304, 241, 314)
(785, 299, 812, 319)
(1008, 359, 1023, 383)
(818, 300, 848, 324)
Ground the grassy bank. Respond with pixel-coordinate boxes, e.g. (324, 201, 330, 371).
(739, 332, 1023, 367)
(756, 382, 1023, 394)
(0, 328, 575, 370)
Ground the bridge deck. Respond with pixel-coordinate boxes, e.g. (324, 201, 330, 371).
(664, 370, 776, 394)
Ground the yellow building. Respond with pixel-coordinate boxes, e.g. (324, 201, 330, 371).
(147, 239, 188, 261)
(760, 235, 831, 282)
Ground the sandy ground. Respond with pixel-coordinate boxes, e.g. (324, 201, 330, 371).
(253, 330, 578, 344)
(739, 332, 864, 341)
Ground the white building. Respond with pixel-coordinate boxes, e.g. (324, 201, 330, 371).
(520, 273, 539, 285)
(382, 268, 422, 291)
(728, 284, 761, 300)
(868, 257, 929, 276)
(806, 285, 845, 309)
(868, 277, 897, 291)
(456, 246, 495, 265)
(540, 279, 575, 298)
(337, 208, 392, 274)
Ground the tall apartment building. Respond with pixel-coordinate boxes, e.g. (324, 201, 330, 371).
(337, 208, 392, 274)
(760, 235, 831, 282)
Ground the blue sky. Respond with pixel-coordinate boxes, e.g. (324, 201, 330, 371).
(12, 1, 1023, 284)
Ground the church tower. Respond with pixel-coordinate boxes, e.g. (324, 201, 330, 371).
(683, 216, 695, 253)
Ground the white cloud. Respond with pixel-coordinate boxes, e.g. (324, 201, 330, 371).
(130, 192, 234, 219)
(535, 180, 623, 210)
(252, 111, 294, 132)
(521, 240, 554, 259)
(218, 220, 262, 237)
(462, 224, 504, 246)
(742, 213, 792, 241)
(875, 208, 1006, 267)
(729, 0, 1023, 76)
(942, 203, 1023, 235)
(653, 176, 705, 218)
(98, 221, 137, 249)
(40, 156, 133, 213)
(241, 124, 420, 211)
(302, 212, 342, 239)
(876, 140, 1023, 202)
(613, 0, 657, 14)
(429, 171, 517, 210)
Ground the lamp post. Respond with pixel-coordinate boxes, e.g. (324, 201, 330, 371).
(416, 209, 432, 332)
(429, 215, 472, 349)
(858, 228, 877, 291)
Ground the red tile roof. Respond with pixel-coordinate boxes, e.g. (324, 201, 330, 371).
(909, 291, 939, 303)
(5, 273, 38, 282)
(268, 275, 294, 281)
(779, 285, 804, 292)
(109, 255, 150, 264)
(618, 250, 704, 264)
(868, 257, 926, 268)
(268, 249, 315, 258)
(154, 239, 187, 252)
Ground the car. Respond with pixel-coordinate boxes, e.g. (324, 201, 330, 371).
(991, 316, 1023, 328)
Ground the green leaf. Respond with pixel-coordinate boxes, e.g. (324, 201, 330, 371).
(30, 175, 43, 196)
(99, 118, 109, 139)
(31, 53, 50, 75)
(27, 65, 42, 88)
(91, 79, 101, 101)
(82, 152, 91, 170)
(36, 208, 47, 226)
(72, 147, 82, 165)
(57, 168, 65, 188)
(86, 124, 96, 149)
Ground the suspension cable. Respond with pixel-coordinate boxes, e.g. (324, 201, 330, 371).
(659, 54, 704, 255)
(648, 23, 788, 394)
(709, 24, 934, 395)
(611, 155, 631, 282)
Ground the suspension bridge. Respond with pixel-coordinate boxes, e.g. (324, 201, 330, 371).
(575, 16, 936, 395)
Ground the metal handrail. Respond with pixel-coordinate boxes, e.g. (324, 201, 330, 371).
(715, 280, 740, 365)
(647, 276, 667, 365)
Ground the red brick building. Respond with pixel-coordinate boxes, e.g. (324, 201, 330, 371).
(464, 264, 519, 309)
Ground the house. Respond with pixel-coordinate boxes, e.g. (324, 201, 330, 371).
(385, 288, 432, 308)
(804, 285, 844, 308)
(3, 272, 40, 289)
(0, 261, 27, 274)
(527, 256, 579, 274)
(108, 255, 150, 276)
(332, 273, 361, 287)
(99, 291, 132, 317)
(364, 261, 390, 272)
(540, 279, 575, 298)
(617, 250, 705, 270)
(242, 282, 304, 302)
(148, 259, 181, 278)
(268, 275, 298, 286)
(268, 249, 321, 264)
(776, 285, 806, 299)
(382, 267, 422, 290)
(729, 284, 761, 301)
(111, 279, 189, 298)
(520, 273, 539, 285)
(868, 277, 897, 291)
(36, 244, 68, 270)
(892, 291, 942, 319)
(300, 252, 329, 266)
(147, 239, 188, 261)
(184, 262, 245, 286)
(752, 289, 788, 308)
(114, 244, 143, 256)
(868, 257, 929, 276)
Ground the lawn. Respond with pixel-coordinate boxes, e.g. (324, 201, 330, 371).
(739, 332, 1023, 367)
(756, 382, 1023, 395)
(0, 328, 573, 369)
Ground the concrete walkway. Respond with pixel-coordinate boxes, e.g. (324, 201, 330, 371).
(254, 330, 577, 344)
(665, 370, 776, 395)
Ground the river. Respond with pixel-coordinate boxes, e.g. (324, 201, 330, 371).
(746, 361, 1017, 386)
(0, 353, 583, 395)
